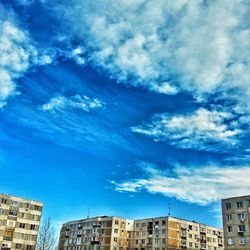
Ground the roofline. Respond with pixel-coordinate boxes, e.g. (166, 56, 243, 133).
(61, 214, 222, 230)
(221, 194, 250, 201)
(0, 193, 44, 205)
(62, 215, 129, 225)
(134, 215, 223, 230)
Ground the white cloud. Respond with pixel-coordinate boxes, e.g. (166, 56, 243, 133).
(132, 108, 241, 151)
(58, 0, 250, 104)
(112, 163, 250, 205)
(0, 7, 52, 109)
(41, 95, 104, 112)
(0, 20, 33, 108)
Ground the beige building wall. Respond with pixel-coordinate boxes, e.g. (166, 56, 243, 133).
(222, 195, 250, 250)
(58, 216, 133, 250)
(0, 193, 43, 250)
(59, 215, 223, 250)
(132, 216, 223, 250)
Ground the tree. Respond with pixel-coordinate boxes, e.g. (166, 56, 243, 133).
(36, 218, 57, 250)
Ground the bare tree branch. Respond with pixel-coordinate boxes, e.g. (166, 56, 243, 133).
(36, 218, 57, 250)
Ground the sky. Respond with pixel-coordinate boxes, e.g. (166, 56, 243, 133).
(0, 0, 250, 232)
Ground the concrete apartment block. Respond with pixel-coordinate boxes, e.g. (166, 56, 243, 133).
(59, 216, 134, 250)
(0, 193, 43, 250)
(133, 216, 223, 250)
(222, 195, 250, 249)
(59, 216, 223, 250)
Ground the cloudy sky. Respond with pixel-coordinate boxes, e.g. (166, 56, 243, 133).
(1, 0, 250, 229)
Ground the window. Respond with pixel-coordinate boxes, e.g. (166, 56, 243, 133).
(24, 203, 29, 209)
(113, 237, 118, 242)
(189, 234, 192, 238)
(114, 229, 118, 233)
(16, 233, 24, 239)
(162, 239, 166, 244)
(26, 245, 32, 250)
(238, 213, 245, 220)
(114, 220, 119, 225)
(12, 200, 19, 207)
(34, 205, 40, 211)
(188, 225, 192, 230)
(16, 244, 22, 249)
(0, 208, 4, 215)
(237, 201, 243, 209)
(9, 210, 17, 217)
(227, 239, 234, 245)
(227, 226, 232, 233)
(1, 198, 7, 204)
(19, 223, 26, 229)
(30, 224, 36, 230)
(141, 239, 145, 244)
(238, 225, 245, 232)
(162, 229, 166, 234)
(162, 220, 166, 226)
(225, 203, 231, 210)
(226, 214, 232, 221)
(239, 237, 246, 244)
(135, 240, 139, 245)
(189, 242, 192, 247)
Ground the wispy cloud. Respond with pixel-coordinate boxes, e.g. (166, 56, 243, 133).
(0, 6, 51, 108)
(132, 108, 241, 151)
(111, 162, 250, 205)
(56, 0, 250, 104)
(41, 95, 104, 112)
(47, 0, 250, 155)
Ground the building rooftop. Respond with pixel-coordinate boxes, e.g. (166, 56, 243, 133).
(221, 194, 250, 201)
(0, 193, 44, 205)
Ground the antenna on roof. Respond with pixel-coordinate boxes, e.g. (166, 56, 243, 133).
(168, 202, 171, 217)
(87, 207, 90, 219)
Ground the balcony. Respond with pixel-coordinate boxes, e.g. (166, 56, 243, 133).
(3, 236, 13, 241)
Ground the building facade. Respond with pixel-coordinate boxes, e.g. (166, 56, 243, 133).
(0, 193, 43, 250)
(59, 216, 134, 250)
(59, 216, 223, 250)
(222, 195, 250, 249)
(132, 216, 223, 250)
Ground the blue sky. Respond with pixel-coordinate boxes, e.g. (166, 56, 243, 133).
(0, 0, 250, 231)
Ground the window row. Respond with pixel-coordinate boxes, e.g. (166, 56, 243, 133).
(135, 238, 166, 245)
(135, 220, 166, 228)
(227, 237, 247, 245)
(227, 225, 246, 233)
(0, 198, 42, 211)
(226, 213, 247, 221)
(0, 208, 41, 220)
(225, 200, 250, 210)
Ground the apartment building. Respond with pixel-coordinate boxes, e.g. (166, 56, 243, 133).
(222, 195, 250, 249)
(58, 216, 134, 250)
(59, 215, 223, 250)
(0, 193, 43, 250)
(132, 216, 224, 250)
